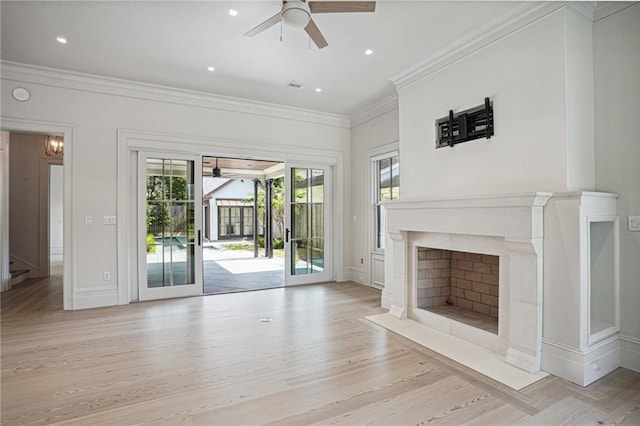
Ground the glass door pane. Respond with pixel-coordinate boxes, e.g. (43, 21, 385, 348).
(285, 164, 332, 285)
(140, 154, 202, 301)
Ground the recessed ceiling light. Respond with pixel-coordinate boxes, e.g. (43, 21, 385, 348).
(56, 36, 67, 44)
(207, 66, 215, 72)
(228, 9, 238, 16)
(364, 49, 373, 55)
(315, 88, 322, 93)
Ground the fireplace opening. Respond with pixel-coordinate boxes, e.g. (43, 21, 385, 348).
(416, 247, 499, 334)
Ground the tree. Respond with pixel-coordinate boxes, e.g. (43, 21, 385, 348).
(146, 175, 188, 235)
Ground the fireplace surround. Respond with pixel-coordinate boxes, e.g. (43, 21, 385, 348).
(376, 191, 620, 386)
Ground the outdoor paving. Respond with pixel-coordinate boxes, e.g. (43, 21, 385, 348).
(203, 243, 284, 294)
(144, 241, 285, 294)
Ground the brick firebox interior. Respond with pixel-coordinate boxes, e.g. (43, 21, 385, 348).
(416, 248, 499, 318)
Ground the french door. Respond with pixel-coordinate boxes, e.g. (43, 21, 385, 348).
(284, 164, 332, 285)
(138, 153, 202, 301)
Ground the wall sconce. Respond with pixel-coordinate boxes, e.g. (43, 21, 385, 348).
(44, 135, 63, 157)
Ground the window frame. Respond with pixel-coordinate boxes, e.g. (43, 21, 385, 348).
(370, 148, 399, 254)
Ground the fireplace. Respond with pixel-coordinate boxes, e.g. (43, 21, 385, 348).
(380, 193, 552, 375)
(416, 248, 499, 334)
(369, 191, 621, 388)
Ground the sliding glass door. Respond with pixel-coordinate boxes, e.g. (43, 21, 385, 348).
(284, 163, 332, 285)
(138, 153, 202, 301)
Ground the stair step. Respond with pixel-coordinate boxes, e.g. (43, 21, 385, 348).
(10, 269, 29, 286)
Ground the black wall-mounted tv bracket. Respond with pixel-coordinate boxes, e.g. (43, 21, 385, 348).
(436, 97, 494, 148)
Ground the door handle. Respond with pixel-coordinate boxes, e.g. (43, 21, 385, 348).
(198, 230, 201, 246)
(285, 228, 290, 243)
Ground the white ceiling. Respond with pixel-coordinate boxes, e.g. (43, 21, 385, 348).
(1, 1, 515, 116)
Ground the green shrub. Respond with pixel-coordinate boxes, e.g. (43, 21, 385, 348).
(146, 234, 156, 253)
(273, 238, 284, 249)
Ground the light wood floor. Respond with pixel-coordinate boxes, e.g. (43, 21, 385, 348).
(2, 276, 639, 425)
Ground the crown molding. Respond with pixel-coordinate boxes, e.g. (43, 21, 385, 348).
(350, 93, 399, 128)
(388, 2, 584, 91)
(594, 1, 637, 21)
(0, 61, 350, 129)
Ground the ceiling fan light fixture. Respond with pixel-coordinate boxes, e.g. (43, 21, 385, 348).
(281, 1, 311, 30)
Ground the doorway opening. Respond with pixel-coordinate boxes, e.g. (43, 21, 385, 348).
(5, 131, 64, 290)
(201, 156, 285, 294)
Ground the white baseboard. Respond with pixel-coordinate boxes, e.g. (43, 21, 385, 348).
(620, 335, 640, 373)
(381, 289, 393, 310)
(73, 287, 119, 310)
(344, 266, 368, 286)
(542, 336, 620, 386)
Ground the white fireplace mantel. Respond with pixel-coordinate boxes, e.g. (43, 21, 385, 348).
(382, 192, 552, 374)
(377, 191, 621, 385)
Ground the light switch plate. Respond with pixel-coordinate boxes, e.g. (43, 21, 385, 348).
(629, 216, 640, 231)
(103, 216, 117, 225)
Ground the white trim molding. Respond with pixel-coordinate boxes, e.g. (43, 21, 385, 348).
(1, 61, 350, 129)
(350, 94, 399, 128)
(594, 2, 638, 22)
(619, 335, 640, 373)
(387, 2, 598, 91)
(0, 132, 9, 292)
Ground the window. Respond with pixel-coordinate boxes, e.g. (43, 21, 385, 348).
(373, 152, 399, 250)
(218, 205, 255, 239)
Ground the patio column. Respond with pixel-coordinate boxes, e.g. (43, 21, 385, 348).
(265, 178, 273, 258)
(253, 178, 260, 258)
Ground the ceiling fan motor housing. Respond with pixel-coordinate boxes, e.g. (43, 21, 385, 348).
(282, 0, 311, 29)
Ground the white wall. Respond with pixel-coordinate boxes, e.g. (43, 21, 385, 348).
(348, 102, 399, 286)
(1, 64, 350, 308)
(398, 8, 594, 200)
(593, 3, 640, 371)
(49, 164, 64, 255)
(9, 133, 45, 277)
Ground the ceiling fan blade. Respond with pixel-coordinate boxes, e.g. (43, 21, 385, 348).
(309, 1, 375, 14)
(304, 19, 328, 49)
(243, 12, 282, 37)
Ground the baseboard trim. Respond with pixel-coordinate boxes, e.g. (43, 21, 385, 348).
(542, 335, 620, 386)
(73, 287, 118, 310)
(619, 335, 640, 373)
(344, 266, 368, 286)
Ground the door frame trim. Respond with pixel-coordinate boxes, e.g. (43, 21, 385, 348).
(1, 117, 75, 309)
(117, 129, 345, 304)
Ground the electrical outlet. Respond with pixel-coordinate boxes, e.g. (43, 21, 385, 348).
(103, 271, 111, 281)
(628, 216, 640, 231)
(85, 216, 93, 226)
(360, 258, 364, 264)
(103, 215, 117, 225)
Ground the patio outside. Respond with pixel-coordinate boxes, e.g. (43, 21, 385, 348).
(203, 241, 284, 294)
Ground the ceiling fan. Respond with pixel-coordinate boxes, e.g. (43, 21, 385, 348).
(244, 1, 376, 49)
(212, 158, 222, 178)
